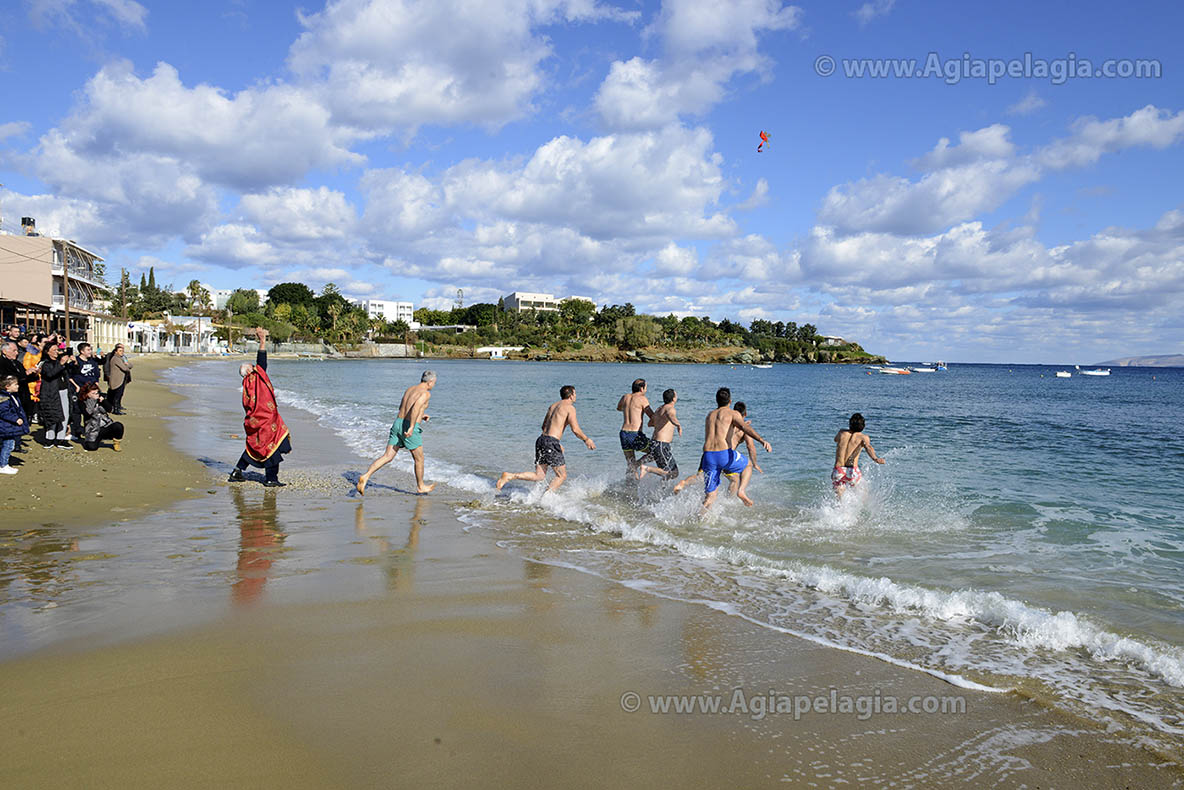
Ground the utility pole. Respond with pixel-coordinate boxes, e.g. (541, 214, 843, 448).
(62, 246, 71, 342)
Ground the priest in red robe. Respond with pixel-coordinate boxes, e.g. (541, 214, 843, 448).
(228, 327, 292, 487)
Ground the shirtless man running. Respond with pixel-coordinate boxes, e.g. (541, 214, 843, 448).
(616, 378, 654, 474)
(356, 370, 437, 495)
(636, 389, 682, 480)
(693, 387, 771, 509)
(832, 412, 884, 496)
(497, 385, 596, 493)
(726, 402, 764, 496)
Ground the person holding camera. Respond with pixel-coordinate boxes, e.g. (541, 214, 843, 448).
(37, 340, 73, 448)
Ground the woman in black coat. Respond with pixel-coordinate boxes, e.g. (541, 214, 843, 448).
(37, 342, 71, 447)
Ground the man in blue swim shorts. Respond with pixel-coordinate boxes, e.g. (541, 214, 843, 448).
(696, 387, 771, 510)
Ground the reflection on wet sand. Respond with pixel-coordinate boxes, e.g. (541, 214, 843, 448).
(230, 488, 284, 607)
(353, 497, 426, 594)
(0, 528, 81, 608)
(603, 582, 657, 628)
(681, 610, 731, 682)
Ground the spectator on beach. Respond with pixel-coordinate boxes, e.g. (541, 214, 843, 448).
(79, 383, 123, 452)
(0, 342, 35, 450)
(104, 343, 132, 414)
(0, 375, 28, 473)
(69, 343, 102, 438)
(37, 341, 72, 448)
(22, 333, 43, 415)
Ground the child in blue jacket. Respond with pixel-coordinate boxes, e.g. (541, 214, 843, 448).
(0, 374, 29, 474)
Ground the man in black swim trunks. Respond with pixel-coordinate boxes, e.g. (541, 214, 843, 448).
(496, 385, 596, 493)
(637, 388, 682, 481)
(616, 378, 654, 475)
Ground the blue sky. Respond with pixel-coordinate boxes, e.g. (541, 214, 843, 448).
(2, 0, 1182, 363)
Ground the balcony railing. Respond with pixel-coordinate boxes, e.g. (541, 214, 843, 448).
(51, 294, 94, 312)
(51, 262, 105, 286)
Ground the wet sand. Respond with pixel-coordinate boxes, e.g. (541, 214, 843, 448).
(0, 361, 1181, 788)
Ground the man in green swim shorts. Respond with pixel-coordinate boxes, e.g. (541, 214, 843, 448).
(357, 370, 437, 495)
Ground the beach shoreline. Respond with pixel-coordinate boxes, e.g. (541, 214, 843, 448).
(0, 360, 1181, 787)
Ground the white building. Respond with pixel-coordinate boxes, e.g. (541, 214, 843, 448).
(351, 298, 415, 324)
(200, 285, 269, 311)
(128, 315, 219, 354)
(503, 292, 559, 312)
(502, 293, 597, 312)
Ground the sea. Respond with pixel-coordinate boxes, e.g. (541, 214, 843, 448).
(243, 357, 1184, 753)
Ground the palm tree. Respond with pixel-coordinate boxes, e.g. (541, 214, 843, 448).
(327, 301, 342, 338)
(186, 280, 212, 314)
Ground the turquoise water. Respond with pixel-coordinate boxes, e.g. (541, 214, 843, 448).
(258, 358, 1184, 746)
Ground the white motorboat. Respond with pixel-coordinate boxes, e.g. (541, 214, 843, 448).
(1080, 368, 1111, 376)
(1055, 371, 1072, 378)
(910, 366, 937, 373)
(752, 363, 773, 369)
(878, 366, 911, 375)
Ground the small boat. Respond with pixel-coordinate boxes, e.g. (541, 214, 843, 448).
(910, 366, 937, 373)
(752, 363, 773, 369)
(1080, 368, 1111, 377)
(934, 361, 948, 371)
(878, 367, 911, 375)
(1055, 371, 1072, 378)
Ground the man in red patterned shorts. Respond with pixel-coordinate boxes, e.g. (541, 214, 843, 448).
(832, 413, 885, 497)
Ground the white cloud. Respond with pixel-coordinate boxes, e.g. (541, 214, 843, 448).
(820, 106, 1184, 237)
(596, 0, 801, 129)
(289, 0, 636, 134)
(1006, 89, 1047, 116)
(359, 169, 449, 240)
(0, 122, 31, 141)
(28, 0, 148, 33)
(911, 124, 1016, 170)
(240, 187, 357, 243)
(853, 0, 895, 26)
(185, 224, 281, 269)
(818, 160, 1041, 236)
(654, 242, 698, 275)
(1036, 105, 1184, 170)
(735, 178, 769, 211)
(63, 61, 363, 191)
(25, 134, 219, 245)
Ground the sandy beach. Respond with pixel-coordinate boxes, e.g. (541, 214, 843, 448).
(1, 359, 1181, 788)
(2, 355, 208, 530)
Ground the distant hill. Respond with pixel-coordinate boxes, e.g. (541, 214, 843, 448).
(1095, 354, 1184, 368)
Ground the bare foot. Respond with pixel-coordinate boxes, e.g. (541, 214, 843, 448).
(673, 480, 687, 493)
(738, 492, 754, 507)
(637, 466, 648, 480)
(417, 482, 436, 494)
(356, 476, 368, 495)
(496, 472, 511, 491)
